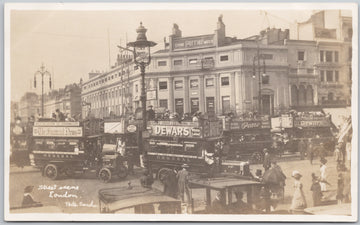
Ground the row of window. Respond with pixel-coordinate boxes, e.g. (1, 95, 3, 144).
(157, 55, 228, 67)
(159, 77, 230, 90)
(82, 88, 130, 103)
(83, 68, 134, 91)
(320, 70, 340, 82)
(296, 50, 339, 63)
(320, 50, 339, 63)
(158, 96, 230, 114)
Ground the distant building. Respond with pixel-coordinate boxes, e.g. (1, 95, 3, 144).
(11, 101, 19, 123)
(43, 83, 82, 118)
(81, 55, 136, 119)
(18, 92, 40, 122)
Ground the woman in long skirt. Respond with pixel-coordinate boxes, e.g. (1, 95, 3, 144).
(290, 170, 307, 214)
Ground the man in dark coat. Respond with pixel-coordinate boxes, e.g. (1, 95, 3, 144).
(163, 169, 178, 198)
(298, 139, 306, 160)
(177, 164, 191, 203)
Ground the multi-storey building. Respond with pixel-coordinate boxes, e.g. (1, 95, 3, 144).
(139, 16, 290, 116)
(289, 10, 352, 108)
(81, 16, 290, 117)
(81, 11, 352, 118)
(81, 54, 139, 118)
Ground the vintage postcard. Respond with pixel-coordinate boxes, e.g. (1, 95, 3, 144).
(4, 2, 358, 222)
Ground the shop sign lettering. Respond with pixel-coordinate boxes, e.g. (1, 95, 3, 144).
(33, 127, 83, 137)
(152, 125, 201, 138)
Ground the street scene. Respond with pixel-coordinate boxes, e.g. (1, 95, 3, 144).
(6, 3, 355, 221)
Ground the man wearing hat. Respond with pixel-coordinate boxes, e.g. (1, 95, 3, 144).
(22, 185, 42, 208)
(147, 105, 155, 121)
(177, 164, 191, 203)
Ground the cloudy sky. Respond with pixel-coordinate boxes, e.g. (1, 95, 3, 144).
(9, 4, 352, 101)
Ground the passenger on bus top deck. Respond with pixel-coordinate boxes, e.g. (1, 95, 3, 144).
(117, 138, 126, 156)
(13, 117, 24, 135)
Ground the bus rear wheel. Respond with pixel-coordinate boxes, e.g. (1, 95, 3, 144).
(99, 168, 112, 183)
(117, 165, 128, 179)
(44, 164, 59, 180)
(158, 168, 172, 184)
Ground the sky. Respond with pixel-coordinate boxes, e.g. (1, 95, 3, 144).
(9, 7, 352, 101)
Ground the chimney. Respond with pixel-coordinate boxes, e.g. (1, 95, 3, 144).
(216, 14, 226, 46)
(172, 23, 182, 38)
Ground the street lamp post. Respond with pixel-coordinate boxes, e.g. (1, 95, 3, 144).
(252, 41, 266, 115)
(34, 63, 52, 117)
(127, 22, 157, 157)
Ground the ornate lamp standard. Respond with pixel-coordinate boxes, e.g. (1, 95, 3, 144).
(127, 23, 157, 166)
(34, 63, 52, 117)
(252, 41, 267, 115)
(127, 22, 157, 130)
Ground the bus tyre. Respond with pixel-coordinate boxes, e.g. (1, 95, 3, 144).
(158, 168, 172, 184)
(99, 168, 112, 183)
(251, 152, 263, 164)
(117, 165, 128, 179)
(44, 164, 59, 180)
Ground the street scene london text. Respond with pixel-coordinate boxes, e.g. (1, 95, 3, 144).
(5, 3, 357, 222)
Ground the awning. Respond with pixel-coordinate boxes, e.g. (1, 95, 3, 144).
(322, 107, 351, 129)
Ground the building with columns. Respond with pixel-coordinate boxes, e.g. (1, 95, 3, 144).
(288, 10, 352, 108)
(146, 16, 289, 116)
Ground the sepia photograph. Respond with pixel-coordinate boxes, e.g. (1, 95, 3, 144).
(4, 2, 358, 221)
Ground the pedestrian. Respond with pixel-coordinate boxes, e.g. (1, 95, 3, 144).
(228, 191, 251, 214)
(270, 161, 286, 200)
(334, 146, 343, 171)
(307, 139, 314, 164)
(147, 105, 155, 121)
(345, 138, 351, 167)
(210, 191, 226, 214)
(263, 148, 271, 171)
(55, 109, 65, 121)
(289, 170, 307, 214)
(317, 143, 327, 162)
(177, 164, 191, 203)
(163, 169, 178, 198)
(22, 185, 42, 208)
(310, 173, 322, 206)
(319, 158, 328, 192)
(126, 149, 135, 175)
(337, 173, 344, 204)
(298, 139, 306, 160)
(259, 186, 272, 213)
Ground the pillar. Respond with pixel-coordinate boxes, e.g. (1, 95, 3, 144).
(168, 77, 174, 112)
(215, 74, 220, 114)
(235, 71, 242, 114)
(184, 76, 189, 113)
(314, 85, 319, 105)
(199, 75, 205, 113)
(230, 72, 236, 112)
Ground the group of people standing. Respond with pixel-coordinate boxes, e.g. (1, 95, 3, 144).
(289, 137, 352, 214)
